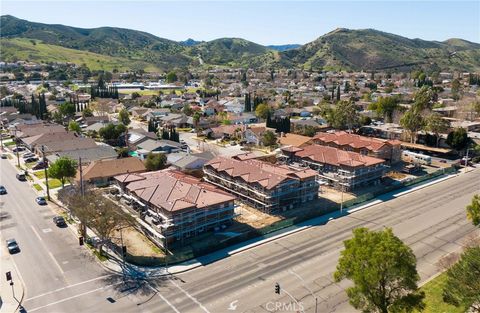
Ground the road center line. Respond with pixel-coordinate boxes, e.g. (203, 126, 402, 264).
(27, 281, 123, 312)
(25, 274, 113, 301)
(147, 284, 181, 313)
(168, 276, 211, 313)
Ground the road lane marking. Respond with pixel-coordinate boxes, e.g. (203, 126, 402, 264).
(27, 281, 123, 312)
(147, 284, 181, 313)
(167, 276, 211, 313)
(25, 274, 113, 301)
(30, 225, 64, 274)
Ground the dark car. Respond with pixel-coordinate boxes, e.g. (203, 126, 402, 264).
(24, 157, 39, 163)
(36, 196, 47, 205)
(1, 153, 7, 159)
(0, 185, 6, 195)
(12, 147, 25, 153)
(32, 161, 48, 170)
(16, 173, 26, 181)
(6, 239, 20, 254)
(53, 216, 67, 227)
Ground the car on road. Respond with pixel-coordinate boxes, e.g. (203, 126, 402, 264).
(53, 216, 67, 227)
(1, 153, 7, 159)
(24, 157, 39, 163)
(0, 185, 6, 195)
(36, 196, 47, 205)
(16, 172, 26, 181)
(439, 159, 447, 163)
(6, 239, 20, 254)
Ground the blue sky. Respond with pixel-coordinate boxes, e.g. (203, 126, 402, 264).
(2, 1, 479, 45)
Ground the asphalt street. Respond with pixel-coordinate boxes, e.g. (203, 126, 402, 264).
(1, 153, 479, 313)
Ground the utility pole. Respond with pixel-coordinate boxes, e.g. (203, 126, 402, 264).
(79, 157, 84, 196)
(119, 227, 126, 283)
(13, 128, 20, 168)
(41, 145, 50, 200)
(464, 148, 470, 173)
(340, 183, 344, 214)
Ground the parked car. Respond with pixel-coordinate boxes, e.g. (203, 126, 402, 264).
(6, 239, 20, 254)
(0, 185, 6, 195)
(16, 173, 26, 181)
(22, 153, 35, 159)
(24, 157, 39, 163)
(53, 216, 67, 227)
(36, 197, 47, 205)
(32, 161, 48, 170)
(12, 147, 25, 153)
(439, 159, 447, 163)
(1, 153, 7, 159)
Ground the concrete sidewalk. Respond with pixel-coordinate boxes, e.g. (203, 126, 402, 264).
(0, 247, 25, 313)
(97, 169, 467, 278)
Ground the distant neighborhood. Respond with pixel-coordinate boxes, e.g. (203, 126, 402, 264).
(1, 62, 480, 259)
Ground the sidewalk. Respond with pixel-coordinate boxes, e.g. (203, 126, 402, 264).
(0, 247, 25, 313)
(97, 168, 468, 278)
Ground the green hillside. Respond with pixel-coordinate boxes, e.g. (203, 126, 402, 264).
(0, 38, 160, 71)
(282, 28, 480, 72)
(1, 15, 479, 72)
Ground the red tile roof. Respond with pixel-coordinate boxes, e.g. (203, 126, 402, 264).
(294, 144, 385, 168)
(116, 170, 235, 212)
(206, 156, 317, 190)
(313, 131, 399, 152)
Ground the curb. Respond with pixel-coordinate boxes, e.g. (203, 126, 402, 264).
(146, 169, 465, 276)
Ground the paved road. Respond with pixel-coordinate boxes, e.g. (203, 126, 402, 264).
(2, 151, 479, 313)
(0, 157, 117, 312)
(133, 168, 480, 313)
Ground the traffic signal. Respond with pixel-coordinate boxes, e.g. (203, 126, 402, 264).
(79, 236, 84, 246)
(6, 271, 12, 281)
(274, 282, 280, 294)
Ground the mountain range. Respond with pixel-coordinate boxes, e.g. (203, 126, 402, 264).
(1, 15, 479, 72)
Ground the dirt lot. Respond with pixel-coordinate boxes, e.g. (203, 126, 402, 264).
(319, 186, 356, 204)
(111, 227, 164, 257)
(234, 204, 282, 229)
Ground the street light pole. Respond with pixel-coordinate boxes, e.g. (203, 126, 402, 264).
(13, 128, 20, 168)
(41, 145, 50, 200)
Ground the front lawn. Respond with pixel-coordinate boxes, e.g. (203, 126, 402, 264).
(418, 272, 466, 313)
(33, 171, 63, 189)
(3, 141, 15, 147)
(33, 184, 43, 191)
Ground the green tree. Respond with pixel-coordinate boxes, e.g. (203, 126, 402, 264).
(144, 153, 167, 171)
(413, 86, 437, 110)
(82, 107, 94, 118)
(466, 194, 480, 227)
(118, 108, 131, 126)
(183, 104, 193, 116)
(117, 147, 130, 158)
(255, 103, 272, 120)
(58, 102, 76, 120)
(371, 96, 399, 123)
(326, 100, 359, 130)
(166, 71, 178, 83)
(442, 246, 480, 310)
(424, 113, 450, 147)
(99, 123, 127, 145)
(48, 157, 78, 188)
(334, 228, 425, 313)
(446, 128, 469, 152)
(68, 120, 81, 133)
(400, 108, 424, 143)
(262, 130, 277, 146)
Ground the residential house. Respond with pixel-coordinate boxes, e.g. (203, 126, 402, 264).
(244, 125, 276, 145)
(135, 139, 182, 159)
(114, 169, 236, 245)
(278, 133, 313, 148)
(75, 157, 146, 186)
(204, 156, 319, 213)
(46, 145, 118, 165)
(281, 144, 386, 190)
